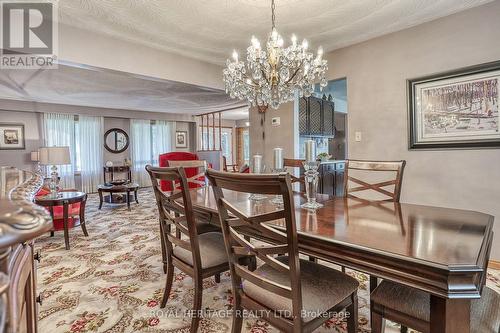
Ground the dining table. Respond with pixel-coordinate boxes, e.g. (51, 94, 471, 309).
(185, 186, 494, 333)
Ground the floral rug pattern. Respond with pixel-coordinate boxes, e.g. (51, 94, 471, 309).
(36, 189, 500, 333)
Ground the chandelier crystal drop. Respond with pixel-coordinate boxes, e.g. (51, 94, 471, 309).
(223, 0, 328, 109)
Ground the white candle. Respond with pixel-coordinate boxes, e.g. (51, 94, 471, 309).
(304, 140, 316, 162)
(273, 148, 283, 170)
(252, 154, 263, 174)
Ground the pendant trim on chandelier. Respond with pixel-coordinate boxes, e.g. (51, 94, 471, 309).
(223, 0, 328, 109)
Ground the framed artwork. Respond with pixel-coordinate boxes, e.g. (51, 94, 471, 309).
(0, 123, 25, 150)
(408, 60, 500, 149)
(175, 131, 188, 148)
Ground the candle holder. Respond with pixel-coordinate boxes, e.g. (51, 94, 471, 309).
(270, 168, 287, 205)
(301, 161, 323, 210)
(250, 155, 267, 201)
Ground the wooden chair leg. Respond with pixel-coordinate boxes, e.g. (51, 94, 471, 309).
(400, 325, 408, 333)
(231, 307, 243, 333)
(341, 266, 346, 273)
(160, 262, 174, 308)
(214, 273, 221, 283)
(346, 294, 358, 333)
(190, 278, 203, 333)
(370, 275, 378, 294)
(370, 308, 385, 333)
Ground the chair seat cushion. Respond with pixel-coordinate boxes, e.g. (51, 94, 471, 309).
(242, 256, 359, 322)
(371, 280, 500, 333)
(173, 232, 228, 269)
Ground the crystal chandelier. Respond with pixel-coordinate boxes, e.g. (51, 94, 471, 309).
(223, 0, 328, 110)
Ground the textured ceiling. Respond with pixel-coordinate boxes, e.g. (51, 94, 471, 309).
(59, 0, 493, 65)
(0, 63, 248, 117)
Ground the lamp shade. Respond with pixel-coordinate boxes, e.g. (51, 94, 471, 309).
(39, 146, 71, 165)
(30, 151, 39, 162)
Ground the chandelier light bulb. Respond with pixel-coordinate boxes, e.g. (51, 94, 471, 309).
(271, 29, 278, 40)
(251, 36, 260, 49)
(291, 34, 297, 46)
(232, 50, 238, 62)
(302, 39, 308, 50)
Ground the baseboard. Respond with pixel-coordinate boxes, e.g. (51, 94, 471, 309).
(489, 260, 500, 270)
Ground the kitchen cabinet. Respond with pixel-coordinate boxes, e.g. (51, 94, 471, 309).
(298, 96, 335, 137)
(317, 161, 345, 197)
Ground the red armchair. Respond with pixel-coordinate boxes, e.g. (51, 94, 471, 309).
(35, 187, 82, 231)
(159, 152, 207, 191)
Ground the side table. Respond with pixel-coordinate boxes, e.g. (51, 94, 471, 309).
(35, 191, 88, 250)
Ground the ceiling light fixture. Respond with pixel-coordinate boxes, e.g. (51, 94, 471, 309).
(223, 0, 328, 110)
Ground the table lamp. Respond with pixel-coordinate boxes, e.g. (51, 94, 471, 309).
(39, 146, 71, 196)
(30, 151, 41, 174)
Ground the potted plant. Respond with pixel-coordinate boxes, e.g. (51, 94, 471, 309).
(316, 152, 331, 162)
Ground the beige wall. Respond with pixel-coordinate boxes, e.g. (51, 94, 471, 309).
(249, 102, 298, 168)
(325, 1, 500, 259)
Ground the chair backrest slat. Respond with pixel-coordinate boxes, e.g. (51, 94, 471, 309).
(206, 169, 304, 325)
(167, 160, 208, 189)
(344, 159, 406, 202)
(283, 158, 305, 185)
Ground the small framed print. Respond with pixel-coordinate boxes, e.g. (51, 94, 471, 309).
(0, 123, 25, 150)
(408, 60, 500, 149)
(176, 131, 188, 148)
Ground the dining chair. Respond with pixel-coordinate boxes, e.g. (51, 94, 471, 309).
(371, 282, 500, 333)
(146, 163, 218, 275)
(222, 155, 239, 172)
(344, 160, 406, 202)
(159, 152, 206, 191)
(146, 165, 230, 333)
(206, 170, 360, 333)
(344, 159, 412, 333)
(283, 158, 305, 186)
(167, 160, 208, 189)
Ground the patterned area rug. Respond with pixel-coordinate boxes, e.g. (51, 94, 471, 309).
(36, 189, 500, 333)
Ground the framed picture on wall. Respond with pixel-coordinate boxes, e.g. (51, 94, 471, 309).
(408, 60, 500, 149)
(0, 123, 25, 150)
(175, 131, 188, 148)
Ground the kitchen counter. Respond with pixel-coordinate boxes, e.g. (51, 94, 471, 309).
(319, 159, 345, 164)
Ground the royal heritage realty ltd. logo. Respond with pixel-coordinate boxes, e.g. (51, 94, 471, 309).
(0, 0, 58, 68)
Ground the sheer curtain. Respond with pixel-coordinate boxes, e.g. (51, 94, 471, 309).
(131, 119, 152, 186)
(43, 113, 75, 189)
(78, 115, 104, 192)
(152, 120, 174, 165)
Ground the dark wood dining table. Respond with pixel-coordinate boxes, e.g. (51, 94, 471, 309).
(186, 186, 494, 333)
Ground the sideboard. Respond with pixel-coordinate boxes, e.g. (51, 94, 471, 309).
(0, 167, 52, 333)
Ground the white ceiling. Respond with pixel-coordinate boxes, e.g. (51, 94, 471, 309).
(59, 0, 493, 65)
(0, 63, 248, 117)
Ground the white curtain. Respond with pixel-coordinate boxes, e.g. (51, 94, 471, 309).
(43, 113, 75, 189)
(152, 120, 174, 166)
(131, 119, 153, 186)
(78, 115, 104, 193)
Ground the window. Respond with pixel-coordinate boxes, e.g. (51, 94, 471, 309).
(42, 113, 103, 192)
(131, 119, 173, 186)
(242, 128, 249, 163)
(236, 127, 249, 166)
(198, 126, 234, 163)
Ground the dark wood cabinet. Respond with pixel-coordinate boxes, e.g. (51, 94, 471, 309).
(318, 162, 345, 197)
(298, 97, 335, 137)
(0, 167, 52, 333)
